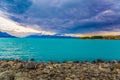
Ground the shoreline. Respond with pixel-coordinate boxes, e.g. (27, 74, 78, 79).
(0, 59, 119, 80)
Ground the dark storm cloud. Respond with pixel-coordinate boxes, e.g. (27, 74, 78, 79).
(0, 0, 120, 35)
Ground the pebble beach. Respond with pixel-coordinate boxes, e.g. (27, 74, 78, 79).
(0, 59, 120, 80)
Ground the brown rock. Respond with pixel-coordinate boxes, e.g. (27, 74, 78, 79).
(25, 62, 36, 69)
(15, 77, 32, 80)
(1, 62, 11, 68)
(113, 64, 120, 69)
(7, 61, 14, 66)
(15, 63, 23, 69)
(0, 71, 14, 80)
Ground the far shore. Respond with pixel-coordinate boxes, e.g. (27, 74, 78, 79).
(80, 35, 120, 40)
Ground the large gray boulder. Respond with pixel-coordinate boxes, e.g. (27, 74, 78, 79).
(25, 62, 36, 69)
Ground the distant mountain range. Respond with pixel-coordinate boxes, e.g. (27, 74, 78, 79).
(26, 34, 76, 38)
(0, 32, 75, 38)
(0, 32, 16, 38)
(0, 32, 120, 39)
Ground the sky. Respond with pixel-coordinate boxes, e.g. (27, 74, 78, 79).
(0, 0, 120, 37)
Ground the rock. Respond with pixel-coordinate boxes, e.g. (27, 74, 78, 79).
(93, 59, 104, 63)
(1, 62, 11, 68)
(112, 60, 118, 63)
(82, 60, 88, 63)
(98, 64, 111, 72)
(15, 77, 32, 80)
(38, 78, 46, 80)
(38, 62, 45, 68)
(42, 68, 50, 74)
(25, 62, 36, 69)
(14, 72, 30, 80)
(100, 63, 110, 68)
(74, 78, 80, 80)
(118, 60, 120, 63)
(0, 71, 14, 80)
(74, 61, 80, 63)
(113, 64, 120, 69)
(14, 59, 22, 62)
(15, 63, 23, 69)
(65, 77, 72, 80)
(29, 58, 35, 61)
(7, 61, 14, 66)
(91, 78, 96, 80)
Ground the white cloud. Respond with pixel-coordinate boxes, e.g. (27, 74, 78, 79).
(0, 11, 56, 37)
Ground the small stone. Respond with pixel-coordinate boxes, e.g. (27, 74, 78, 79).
(7, 61, 14, 66)
(16, 77, 32, 80)
(14, 59, 22, 62)
(65, 77, 72, 80)
(94, 59, 104, 63)
(1, 62, 11, 68)
(29, 58, 35, 61)
(38, 78, 46, 80)
(74, 61, 80, 63)
(101, 63, 110, 68)
(15, 63, 23, 69)
(112, 60, 118, 63)
(0, 71, 14, 80)
(42, 68, 50, 74)
(38, 62, 45, 68)
(91, 78, 96, 80)
(15, 72, 29, 79)
(113, 64, 120, 69)
(74, 78, 80, 80)
(25, 62, 36, 69)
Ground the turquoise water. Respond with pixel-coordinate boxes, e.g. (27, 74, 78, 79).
(0, 38, 120, 62)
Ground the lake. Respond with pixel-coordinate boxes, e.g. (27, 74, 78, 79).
(0, 38, 120, 62)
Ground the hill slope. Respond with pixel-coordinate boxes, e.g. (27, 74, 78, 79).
(0, 32, 16, 38)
